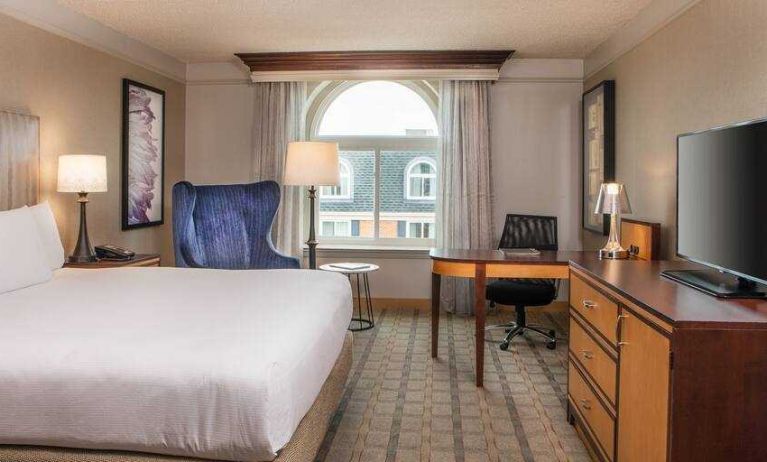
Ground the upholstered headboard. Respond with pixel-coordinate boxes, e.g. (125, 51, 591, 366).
(0, 110, 40, 211)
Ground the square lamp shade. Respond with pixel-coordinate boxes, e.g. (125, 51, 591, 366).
(57, 155, 108, 193)
(283, 141, 340, 186)
(594, 182, 632, 215)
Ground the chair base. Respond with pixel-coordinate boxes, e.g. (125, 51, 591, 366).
(486, 302, 557, 351)
(496, 323, 557, 351)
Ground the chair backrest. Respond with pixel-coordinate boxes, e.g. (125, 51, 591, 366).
(498, 214, 558, 251)
(172, 181, 284, 269)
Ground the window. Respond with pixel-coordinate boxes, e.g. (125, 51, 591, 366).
(320, 158, 352, 199)
(321, 220, 351, 237)
(312, 81, 439, 246)
(407, 221, 434, 239)
(406, 158, 436, 200)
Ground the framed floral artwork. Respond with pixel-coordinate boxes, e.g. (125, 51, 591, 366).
(122, 79, 165, 230)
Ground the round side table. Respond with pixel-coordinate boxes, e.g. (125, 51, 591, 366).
(320, 263, 379, 331)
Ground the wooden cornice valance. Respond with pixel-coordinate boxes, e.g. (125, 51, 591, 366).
(235, 50, 514, 72)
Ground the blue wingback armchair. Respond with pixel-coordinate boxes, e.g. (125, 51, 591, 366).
(172, 181, 300, 270)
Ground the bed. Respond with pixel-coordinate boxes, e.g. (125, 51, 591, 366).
(0, 267, 353, 462)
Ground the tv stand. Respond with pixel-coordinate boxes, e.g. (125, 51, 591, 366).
(661, 269, 766, 298)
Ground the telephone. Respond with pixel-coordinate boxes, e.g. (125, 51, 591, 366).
(95, 244, 135, 261)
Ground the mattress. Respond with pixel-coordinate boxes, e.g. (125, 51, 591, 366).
(0, 267, 352, 462)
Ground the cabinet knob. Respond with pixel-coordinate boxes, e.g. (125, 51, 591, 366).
(581, 350, 594, 360)
(579, 399, 592, 410)
(582, 299, 597, 309)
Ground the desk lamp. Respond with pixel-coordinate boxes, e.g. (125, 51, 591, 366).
(595, 182, 632, 259)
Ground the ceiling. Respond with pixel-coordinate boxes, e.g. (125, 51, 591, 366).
(57, 0, 653, 63)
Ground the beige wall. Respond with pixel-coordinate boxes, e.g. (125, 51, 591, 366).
(0, 13, 185, 264)
(584, 0, 767, 258)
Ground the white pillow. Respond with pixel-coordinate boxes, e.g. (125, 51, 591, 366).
(0, 206, 53, 294)
(29, 202, 66, 270)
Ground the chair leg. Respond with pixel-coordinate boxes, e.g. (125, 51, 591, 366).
(499, 325, 523, 351)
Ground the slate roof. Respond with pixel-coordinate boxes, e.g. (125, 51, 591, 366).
(320, 150, 437, 214)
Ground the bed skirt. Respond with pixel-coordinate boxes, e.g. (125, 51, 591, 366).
(0, 332, 353, 462)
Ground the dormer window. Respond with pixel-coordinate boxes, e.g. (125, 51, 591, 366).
(406, 158, 437, 200)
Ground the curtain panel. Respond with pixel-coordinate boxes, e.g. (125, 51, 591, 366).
(252, 82, 307, 260)
(437, 81, 495, 315)
(0, 111, 39, 211)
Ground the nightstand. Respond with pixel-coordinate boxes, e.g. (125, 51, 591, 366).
(63, 253, 161, 269)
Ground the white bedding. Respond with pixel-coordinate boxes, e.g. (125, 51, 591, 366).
(0, 267, 352, 461)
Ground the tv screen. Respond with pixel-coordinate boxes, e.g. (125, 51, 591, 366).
(677, 119, 767, 284)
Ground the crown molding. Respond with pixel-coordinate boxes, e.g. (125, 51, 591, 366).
(236, 50, 513, 76)
(0, 0, 186, 82)
(248, 68, 502, 83)
(496, 59, 583, 84)
(584, 0, 701, 79)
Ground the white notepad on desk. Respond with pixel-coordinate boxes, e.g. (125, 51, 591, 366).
(501, 248, 541, 256)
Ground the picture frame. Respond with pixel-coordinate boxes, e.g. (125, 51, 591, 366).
(582, 80, 615, 235)
(122, 78, 165, 230)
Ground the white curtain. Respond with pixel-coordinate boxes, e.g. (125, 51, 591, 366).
(437, 81, 495, 315)
(0, 111, 39, 211)
(252, 82, 307, 260)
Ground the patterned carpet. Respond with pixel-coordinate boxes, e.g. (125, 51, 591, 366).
(315, 306, 590, 462)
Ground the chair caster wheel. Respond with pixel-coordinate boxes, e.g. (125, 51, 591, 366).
(499, 342, 510, 351)
(546, 340, 556, 350)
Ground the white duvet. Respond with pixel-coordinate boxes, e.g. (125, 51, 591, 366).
(0, 267, 352, 461)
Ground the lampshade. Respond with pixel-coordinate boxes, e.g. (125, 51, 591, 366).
(594, 182, 632, 214)
(57, 155, 108, 193)
(283, 142, 340, 186)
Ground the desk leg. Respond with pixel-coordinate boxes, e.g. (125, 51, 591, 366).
(475, 263, 486, 387)
(431, 272, 441, 358)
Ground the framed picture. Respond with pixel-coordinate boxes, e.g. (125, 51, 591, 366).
(122, 79, 165, 230)
(582, 80, 615, 235)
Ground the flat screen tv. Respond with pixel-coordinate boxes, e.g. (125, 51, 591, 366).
(665, 117, 767, 298)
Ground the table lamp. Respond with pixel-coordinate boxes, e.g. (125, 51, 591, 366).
(594, 182, 632, 259)
(283, 141, 339, 269)
(57, 154, 108, 263)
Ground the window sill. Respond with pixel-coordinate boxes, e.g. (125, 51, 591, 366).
(302, 244, 432, 260)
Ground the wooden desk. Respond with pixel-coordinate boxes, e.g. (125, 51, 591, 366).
(429, 249, 584, 386)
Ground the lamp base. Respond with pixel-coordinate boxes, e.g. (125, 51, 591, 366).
(599, 248, 629, 260)
(68, 192, 97, 263)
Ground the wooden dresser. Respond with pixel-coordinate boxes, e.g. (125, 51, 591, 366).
(566, 256, 767, 461)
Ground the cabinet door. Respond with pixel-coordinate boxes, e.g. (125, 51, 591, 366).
(617, 311, 670, 461)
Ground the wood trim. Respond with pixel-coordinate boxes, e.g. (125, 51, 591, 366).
(235, 50, 514, 72)
(432, 260, 475, 278)
(486, 263, 569, 279)
(432, 260, 569, 279)
(620, 218, 661, 260)
(63, 254, 160, 268)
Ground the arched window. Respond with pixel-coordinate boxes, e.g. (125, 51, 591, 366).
(320, 158, 352, 199)
(406, 158, 437, 200)
(317, 81, 438, 137)
(309, 80, 439, 243)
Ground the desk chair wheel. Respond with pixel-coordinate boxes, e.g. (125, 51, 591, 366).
(546, 340, 556, 350)
(499, 341, 510, 351)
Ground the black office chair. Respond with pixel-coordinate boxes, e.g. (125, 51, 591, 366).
(486, 214, 559, 351)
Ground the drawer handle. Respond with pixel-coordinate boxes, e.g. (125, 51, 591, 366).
(582, 299, 597, 309)
(579, 399, 592, 410)
(581, 350, 594, 360)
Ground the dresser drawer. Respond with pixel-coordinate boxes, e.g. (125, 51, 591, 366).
(569, 362, 615, 460)
(570, 274, 618, 345)
(569, 316, 617, 405)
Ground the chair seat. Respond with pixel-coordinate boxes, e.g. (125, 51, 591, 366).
(486, 278, 556, 307)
